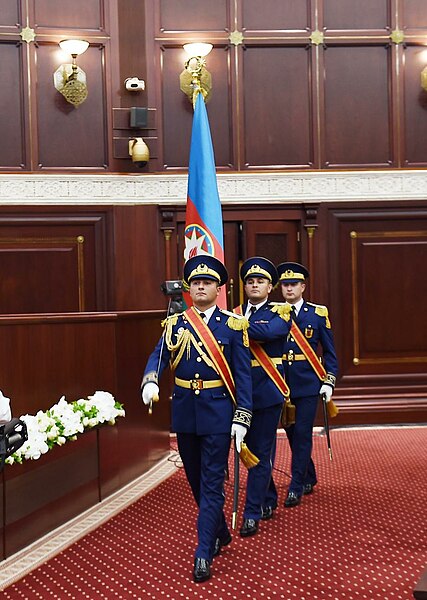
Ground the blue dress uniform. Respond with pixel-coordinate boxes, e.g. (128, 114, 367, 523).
(235, 257, 287, 530)
(141, 256, 252, 568)
(279, 262, 338, 501)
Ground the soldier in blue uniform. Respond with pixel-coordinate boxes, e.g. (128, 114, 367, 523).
(141, 255, 252, 584)
(234, 257, 288, 537)
(278, 262, 339, 507)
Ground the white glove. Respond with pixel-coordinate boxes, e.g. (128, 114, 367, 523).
(231, 423, 246, 453)
(320, 384, 333, 402)
(142, 382, 159, 406)
(0, 390, 12, 422)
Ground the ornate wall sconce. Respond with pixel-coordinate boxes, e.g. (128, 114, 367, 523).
(54, 39, 89, 107)
(179, 42, 213, 104)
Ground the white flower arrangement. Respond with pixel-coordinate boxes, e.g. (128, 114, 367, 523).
(5, 391, 125, 465)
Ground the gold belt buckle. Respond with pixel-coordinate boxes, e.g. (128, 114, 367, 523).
(190, 379, 203, 391)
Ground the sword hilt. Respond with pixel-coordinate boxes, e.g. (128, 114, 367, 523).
(148, 391, 159, 416)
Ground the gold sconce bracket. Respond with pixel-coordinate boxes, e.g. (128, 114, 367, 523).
(180, 43, 213, 105)
(54, 40, 89, 108)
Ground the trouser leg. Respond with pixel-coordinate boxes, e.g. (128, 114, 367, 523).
(177, 432, 230, 559)
(288, 395, 318, 496)
(243, 404, 282, 520)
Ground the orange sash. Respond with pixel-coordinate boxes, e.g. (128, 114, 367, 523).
(185, 307, 236, 405)
(290, 320, 326, 381)
(235, 305, 290, 398)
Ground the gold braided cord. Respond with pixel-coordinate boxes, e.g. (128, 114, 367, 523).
(161, 314, 179, 329)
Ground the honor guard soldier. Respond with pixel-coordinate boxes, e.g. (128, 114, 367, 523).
(141, 255, 252, 584)
(234, 257, 290, 536)
(277, 262, 339, 507)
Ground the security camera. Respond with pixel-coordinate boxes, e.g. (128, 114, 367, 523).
(128, 138, 149, 168)
(124, 77, 145, 92)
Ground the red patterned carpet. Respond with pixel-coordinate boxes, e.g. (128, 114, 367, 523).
(2, 427, 427, 599)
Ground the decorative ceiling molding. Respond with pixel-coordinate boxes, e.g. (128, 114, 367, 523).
(0, 171, 426, 205)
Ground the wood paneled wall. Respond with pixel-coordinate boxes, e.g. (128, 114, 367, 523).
(150, 0, 427, 171)
(0, 201, 425, 425)
(1, 1, 427, 172)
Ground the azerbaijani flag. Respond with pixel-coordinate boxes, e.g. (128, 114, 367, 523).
(184, 92, 227, 308)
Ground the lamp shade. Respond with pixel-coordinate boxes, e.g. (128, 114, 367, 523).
(183, 43, 213, 58)
(59, 39, 89, 56)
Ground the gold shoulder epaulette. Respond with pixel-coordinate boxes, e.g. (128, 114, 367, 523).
(269, 303, 292, 321)
(307, 302, 331, 328)
(223, 311, 249, 347)
(306, 302, 329, 317)
(161, 313, 180, 328)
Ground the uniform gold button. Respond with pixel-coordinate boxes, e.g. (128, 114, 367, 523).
(196, 357, 202, 362)
(195, 390, 200, 395)
(195, 373, 200, 379)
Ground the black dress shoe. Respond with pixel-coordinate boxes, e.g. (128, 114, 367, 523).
(213, 532, 232, 557)
(239, 518, 259, 537)
(261, 506, 275, 520)
(303, 483, 315, 495)
(193, 558, 211, 583)
(284, 491, 301, 508)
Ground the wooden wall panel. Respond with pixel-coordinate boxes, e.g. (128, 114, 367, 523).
(159, 0, 228, 31)
(329, 205, 427, 410)
(323, 45, 391, 168)
(162, 46, 232, 169)
(0, 43, 26, 169)
(245, 220, 300, 303)
(242, 0, 309, 31)
(323, 0, 388, 30)
(402, 0, 427, 28)
(0, 0, 20, 27)
(245, 220, 299, 266)
(350, 230, 427, 360)
(243, 46, 312, 168)
(0, 210, 110, 313)
(0, 237, 84, 313)
(403, 45, 427, 167)
(33, 0, 104, 30)
(112, 205, 167, 310)
(4, 429, 99, 557)
(0, 315, 117, 415)
(37, 43, 108, 169)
